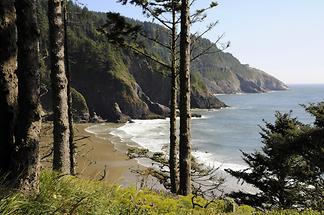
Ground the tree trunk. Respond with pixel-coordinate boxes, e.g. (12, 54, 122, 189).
(14, 0, 42, 193)
(48, 0, 70, 174)
(0, 0, 18, 177)
(178, 0, 191, 196)
(169, 1, 179, 194)
(63, 0, 75, 176)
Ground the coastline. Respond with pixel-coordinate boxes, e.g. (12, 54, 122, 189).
(40, 121, 256, 194)
(110, 118, 258, 194)
(40, 123, 145, 186)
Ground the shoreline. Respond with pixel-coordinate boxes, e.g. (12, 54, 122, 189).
(40, 122, 257, 194)
(40, 123, 146, 187)
(108, 119, 258, 194)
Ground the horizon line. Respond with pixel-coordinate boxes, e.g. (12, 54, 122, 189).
(286, 83, 324, 85)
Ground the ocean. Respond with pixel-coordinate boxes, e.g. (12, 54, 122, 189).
(91, 84, 324, 192)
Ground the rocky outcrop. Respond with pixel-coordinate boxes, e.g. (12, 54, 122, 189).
(237, 75, 265, 93)
(191, 89, 227, 109)
(129, 57, 171, 107)
(245, 67, 288, 91)
(136, 84, 170, 117)
(89, 112, 105, 123)
(70, 51, 151, 121)
(41, 87, 90, 122)
(71, 88, 90, 121)
(191, 45, 288, 94)
(111, 103, 130, 123)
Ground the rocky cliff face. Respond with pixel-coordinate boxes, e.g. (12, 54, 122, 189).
(69, 44, 152, 120)
(129, 57, 226, 109)
(202, 65, 288, 94)
(190, 40, 288, 94)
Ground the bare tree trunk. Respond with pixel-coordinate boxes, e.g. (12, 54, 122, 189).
(169, 1, 179, 194)
(14, 0, 42, 193)
(63, 0, 75, 176)
(178, 0, 191, 196)
(48, 0, 70, 174)
(0, 0, 18, 177)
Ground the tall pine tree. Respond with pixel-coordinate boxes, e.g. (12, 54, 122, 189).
(178, 0, 191, 196)
(0, 0, 18, 178)
(14, 0, 42, 192)
(48, 0, 71, 174)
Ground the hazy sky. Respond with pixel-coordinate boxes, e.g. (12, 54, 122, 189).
(78, 0, 324, 84)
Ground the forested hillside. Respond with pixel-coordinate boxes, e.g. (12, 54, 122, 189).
(37, 1, 287, 121)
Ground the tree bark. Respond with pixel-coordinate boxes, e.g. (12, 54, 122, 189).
(48, 0, 70, 174)
(63, 0, 76, 176)
(0, 0, 18, 177)
(178, 0, 191, 196)
(169, 0, 179, 194)
(14, 0, 42, 193)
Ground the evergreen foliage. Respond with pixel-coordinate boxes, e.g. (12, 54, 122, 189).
(226, 103, 324, 210)
(98, 12, 141, 47)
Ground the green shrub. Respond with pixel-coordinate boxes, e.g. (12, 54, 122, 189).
(0, 171, 321, 215)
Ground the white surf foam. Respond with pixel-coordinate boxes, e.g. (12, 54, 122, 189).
(110, 119, 248, 172)
(91, 119, 255, 193)
(192, 151, 247, 171)
(85, 123, 108, 134)
(110, 119, 169, 152)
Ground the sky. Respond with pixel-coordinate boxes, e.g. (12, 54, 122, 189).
(77, 0, 324, 84)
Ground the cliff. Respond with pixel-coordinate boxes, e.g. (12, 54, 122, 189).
(37, 1, 287, 121)
(190, 38, 288, 94)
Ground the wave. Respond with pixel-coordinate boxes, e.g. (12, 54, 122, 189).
(87, 119, 253, 193)
(110, 119, 168, 152)
(192, 151, 247, 171)
(85, 120, 248, 173)
(84, 123, 108, 134)
(224, 106, 258, 111)
(110, 119, 247, 172)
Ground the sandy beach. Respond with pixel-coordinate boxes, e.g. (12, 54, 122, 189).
(40, 123, 144, 186)
(40, 122, 253, 193)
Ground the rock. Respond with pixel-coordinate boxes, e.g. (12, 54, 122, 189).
(191, 89, 228, 109)
(71, 88, 90, 122)
(128, 119, 135, 123)
(191, 113, 202, 118)
(136, 84, 170, 116)
(40, 87, 90, 122)
(237, 75, 265, 93)
(111, 102, 130, 123)
(90, 112, 105, 123)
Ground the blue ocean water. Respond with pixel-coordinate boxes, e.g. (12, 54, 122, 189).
(111, 84, 324, 171)
(193, 84, 324, 168)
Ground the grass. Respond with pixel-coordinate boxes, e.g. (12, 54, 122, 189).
(0, 171, 321, 215)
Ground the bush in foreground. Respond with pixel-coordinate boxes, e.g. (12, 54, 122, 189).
(0, 171, 322, 214)
(226, 103, 324, 210)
